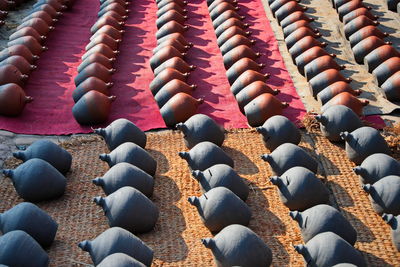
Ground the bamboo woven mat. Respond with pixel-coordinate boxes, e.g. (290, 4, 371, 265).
(0, 129, 399, 266)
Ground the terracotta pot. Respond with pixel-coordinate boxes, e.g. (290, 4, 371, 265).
(153, 56, 195, 76)
(82, 43, 119, 61)
(275, 1, 307, 23)
(309, 69, 351, 96)
(220, 35, 255, 56)
(344, 15, 378, 39)
(270, 0, 301, 14)
(231, 70, 269, 95)
(157, 2, 187, 18)
(236, 81, 279, 113)
(322, 92, 368, 116)
(223, 45, 261, 69)
(75, 62, 115, 86)
(22, 10, 57, 26)
(77, 53, 116, 73)
(98, 3, 129, 17)
(154, 79, 196, 107)
(212, 10, 245, 29)
(157, 0, 187, 9)
(0, 64, 28, 86)
(91, 16, 124, 34)
(73, 77, 112, 103)
(0, 55, 36, 75)
(295, 46, 335, 74)
(280, 11, 314, 28)
(29, 4, 61, 18)
(157, 32, 192, 47)
(156, 21, 188, 39)
(304, 55, 345, 81)
(352, 36, 390, 64)
(99, 10, 128, 22)
(210, 2, 239, 21)
(8, 36, 47, 56)
(217, 26, 251, 47)
(372, 57, 400, 86)
(33, 0, 66, 11)
(0, 83, 32, 116)
(156, 10, 187, 29)
(342, 7, 378, 24)
(90, 25, 124, 41)
(72, 91, 115, 125)
(150, 45, 185, 71)
(338, 0, 369, 21)
(381, 70, 400, 102)
(86, 33, 121, 51)
(214, 17, 248, 37)
(153, 38, 190, 54)
(226, 57, 264, 84)
(283, 19, 317, 37)
(333, 0, 357, 9)
(285, 26, 321, 49)
(9, 26, 46, 43)
(0, 45, 39, 64)
(289, 36, 327, 61)
(317, 81, 360, 104)
(150, 67, 189, 95)
(160, 92, 203, 127)
(349, 25, 388, 48)
(244, 93, 287, 127)
(364, 45, 400, 72)
(208, 0, 237, 12)
(17, 18, 54, 36)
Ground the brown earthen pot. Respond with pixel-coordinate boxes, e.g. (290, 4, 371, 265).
(153, 56, 195, 76)
(304, 55, 345, 80)
(154, 79, 196, 107)
(160, 92, 203, 126)
(317, 81, 361, 105)
(226, 57, 265, 84)
(9, 27, 46, 43)
(157, 32, 192, 47)
(0, 45, 39, 64)
(217, 26, 251, 47)
(210, 2, 239, 21)
(215, 18, 248, 38)
(8, 36, 47, 56)
(0, 83, 32, 116)
(22, 10, 57, 26)
(349, 25, 387, 48)
(342, 7, 377, 24)
(150, 67, 189, 95)
(156, 10, 187, 29)
(322, 92, 368, 116)
(153, 38, 190, 54)
(0, 55, 36, 75)
(73, 77, 112, 103)
(231, 70, 270, 95)
(98, 3, 129, 17)
(74, 62, 116, 86)
(309, 69, 351, 96)
(295, 46, 335, 75)
(285, 26, 321, 49)
(280, 11, 314, 28)
(91, 16, 124, 34)
(17, 18, 54, 36)
(82, 44, 119, 61)
(157, 2, 187, 17)
(212, 10, 245, 29)
(90, 25, 124, 41)
(29, 4, 61, 19)
(344, 15, 378, 39)
(0, 64, 28, 86)
(223, 45, 261, 69)
(364, 45, 400, 73)
(150, 45, 185, 71)
(86, 33, 121, 51)
(289, 36, 327, 61)
(72, 91, 115, 125)
(156, 21, 189, 39)
(77, 53, 116, 73)
(236, 81, 280, 112)
(220, 34, 255, 56)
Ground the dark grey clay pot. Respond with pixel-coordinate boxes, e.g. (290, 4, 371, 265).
(97, 253, 146, 267)
(382, 213, 400, 251)
(353, 153, 400, 184)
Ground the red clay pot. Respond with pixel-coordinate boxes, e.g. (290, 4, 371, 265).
(0, 45, 39, 64)
(338, 0, 369, 21)
(156, 21, 189, 39)
(157, 3, 186, 18)
(157, 0, 187, 9)
(270, 0, 301, 14)
(72, 91, 115, 125)
(33, 0, 66, 11)
(223, 45, 261, 69)
(99, 10, 128, 22)
(295, 46, 335, 75)
(8, 36, 47, 56)
(244, 93, 288, 127)
(82, 43, 119, 60)
(22, 10, 57, 26)
(381, 70, 400, 102)
(212, 10, 245, 29)
(154, 79, 196, 107)
(317, 81, 361, 104)
(73, 77, 112, 103)
(150, 45, 185, 71)
(74, 62, 116, 86)
(275, 1, 307, 23)
(285, 26, 321, 49)
(208, 0, 237, 12)
(0, 55, 36, 75)
(309, 69, 351, 96)
(217, 26, 251, 47)
(333, 0, 356, 9)
(9, 27, 46, 43)
(98, 3, 129, 17)
(90, 25, 124, 41)
(0, 83, 32, 116)
(153, 56, 195, 76)
(352, 36, 389, 64)
(210, 2, 239, 21)
(153, 38, 190, 54)
(344, 15, 378, 39)
(283, 20, 317, 38)
(342, 7, 378, 24)
(157, 32, 192, 47)
(156, 10, 187, 29)
(280, 11, 314, 28)
(322, 92, 368, 116)
(29, 4, 62, 18)
(77, 53, 116, 73)
(349, 25, 388, 47)
(226, 57, 265, 84)
(91, 16, 124, 34)
(214, 17, 249, 37)
(17, 18, 54, 36)
(231, 70, 270, 95)
(0, 64, 29, 86)
(372, 57, 400, 86)
(364, 45, 400, 72)
(150, 67, 189, 95)
(86, 34, 121, 51)
(236, 81, 280, 112)
(289, 36, 327, 61)
(160, 92, 203, 126)
(304, 55, 345, 80)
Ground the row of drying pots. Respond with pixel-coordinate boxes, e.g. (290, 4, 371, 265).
(149, 0, 203, 127)
(330, 0, 400, 102)
(0, 139, 73, 266)
(176, 113, 273, 266)
(0, 0, 72, 117)
(208, 0, 288, 127)
(270, 0, 371, 117)
(78, 118, 157, 266)
(71, 0, 131, 125)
